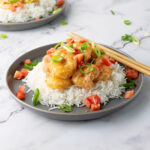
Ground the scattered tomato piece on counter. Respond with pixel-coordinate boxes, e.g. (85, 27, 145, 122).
(125, 66, 139, 79)
(124, 90, 134, 99)
(20, 69, 29, 77)
(84, 94, 101, 111)
(24, 59, 31, 65)
(57, 0, 64, 6)
(101, 56, 111, 66)
(16, 86, 26, 100)
(14, 71, 23, 80)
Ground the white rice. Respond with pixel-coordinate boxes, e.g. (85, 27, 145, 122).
(24, 62, 126, 108)
(0, 0, 56, 23)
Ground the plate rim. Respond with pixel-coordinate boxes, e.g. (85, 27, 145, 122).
(0, 0, 66, 26)
(6, 43, 144, 117)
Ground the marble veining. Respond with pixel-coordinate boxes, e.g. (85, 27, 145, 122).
(0, 0, 150, 149)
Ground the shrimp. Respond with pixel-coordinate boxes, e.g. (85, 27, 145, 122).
(72, 65, 100, 89)
(48, 50, 77, 79)
(95, 58, 112, 81)
(46, 75, 72, 90)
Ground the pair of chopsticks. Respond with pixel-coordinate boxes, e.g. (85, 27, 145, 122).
(68, 32, 150, 76)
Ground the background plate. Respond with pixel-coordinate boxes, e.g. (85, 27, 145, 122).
(6, 43, 144, 121)
(0, 1, 66, 31)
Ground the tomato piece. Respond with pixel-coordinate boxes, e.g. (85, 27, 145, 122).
(125, 66, 138, 79)
(84, 98, 91, 108)
(102, 56, 111, 66)
(110, 59, 115, 64)
(66, 38, 74, 45)
(24, 59, 31, 65)
(88, 95, 101, 104)
(14, 71, 23, 80)
(79, 39, 87, 44)
(74, 49, 81, 55)
(57, 0, 64, 6)
(21, 69, 29, 77)
(10, 5, 16, 12)
(91, 104, 100, 111)
(124, 90, 134, 99)
(16, 86, 26, 100)
(35, 17, 40, 21)
(46, 48, 55, 55)
(17, 1, 24, 8)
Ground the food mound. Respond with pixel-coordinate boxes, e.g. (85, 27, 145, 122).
(42, 38, 114, 90)
(0, 0, 64, 23)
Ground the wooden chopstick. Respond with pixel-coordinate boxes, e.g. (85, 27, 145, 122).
(69, 32, 150, 76)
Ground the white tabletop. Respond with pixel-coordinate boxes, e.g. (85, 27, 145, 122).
(0, 0, 150, 149)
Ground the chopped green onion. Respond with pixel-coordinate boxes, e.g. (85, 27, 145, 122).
(54, 42, 61, 49)
(101, 51, 105, 55)
(51, 55, 63, 62)
(132, 36, 140, 46)
(70, 44, 73, 48)
(9, 0, 19, 4)
(92, 42, 102, 58)
(121, 34, 133, 42)
(0, 34, 7, 39)
(52, 8, 62, 15)
(124, 20, 132, 25)
(24, 64, 33, 70)
(81, 41, 89, 50)
(63, 45, 75, 53)
(122, 82, 135, 88)
(110, 10, 115, 15)
(61, 20, 68, 26)
(31, 60, 38, 66)
(79, 65, 94, 74)
(25, 0, 33, 3)
(59, 104, 72, 112)
(33, 88, 40, 106)
(90, 58, 96, 64)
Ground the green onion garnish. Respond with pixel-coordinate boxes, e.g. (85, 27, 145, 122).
(122, 82, 135, 88)
(25, 0, 33, 3)
(0, 34, 7, 39)
(33, 88, 40, 106)
(110, 10, 115, 15)
(9, 0, 19, 4)
(61, 20, 68, 26)
(63, 45, 75, 53)
(90, 58, 96, 64)
(24, 64, 33, 70)
(59, 104, 72, 112)
(132, 36, 140, 46)
(51, 55, 63, 62)
(70, 44, 73, 48)
(81, 41, 89, 50)
(124, 20, 132, 25)
(52, 8, 62, 15)
(79, 65, 94, 74)
(54, 42, 61, 49)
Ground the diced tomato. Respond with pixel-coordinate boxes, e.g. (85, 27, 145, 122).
(16, 86, 26, 100)
(124, 90, 134, 99)
(102, 56, 111, 66)
(84, 98, 91, 108)
(24, 59, 31, 65)
(46, 48, 55, 55)
(74, 49, 81, 55)
(57, 0, 64, 6)
(17, 1, 24, 8)
(88, 95, 101, 104)
(14, 71, 23, 80)
(91, 104, 100, 111)
(125, 66, 139, 79)
(66, 38, 74, 45)
(84, 95, 101, 111)
(35, 17, 40, 21)
(78, 60, 84, 68)
(10, 5, 16, 12)
(79, 39, 87, 44)
(21, 69, 29, 77)
(110, 59, 115, 64)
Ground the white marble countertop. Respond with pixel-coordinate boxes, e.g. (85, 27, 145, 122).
(0, 0, 150, 149)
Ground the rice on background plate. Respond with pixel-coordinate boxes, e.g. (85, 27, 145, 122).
(24, 62, 126, 109)
(0, 0, 56, 23)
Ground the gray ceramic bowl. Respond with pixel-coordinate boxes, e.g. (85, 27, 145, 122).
(6, 43, 144, 121)
(0, 1, 66, 31)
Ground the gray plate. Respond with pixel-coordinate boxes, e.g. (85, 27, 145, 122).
(0, 1, 66, 31)
(6, 43, 144, 121)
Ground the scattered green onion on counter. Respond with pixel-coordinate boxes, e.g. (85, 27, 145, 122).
(110, 10, 115, 15)
(124, 20, 132, 25)
(0, 34, 8, 39)
(61, 20, 68, 26)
